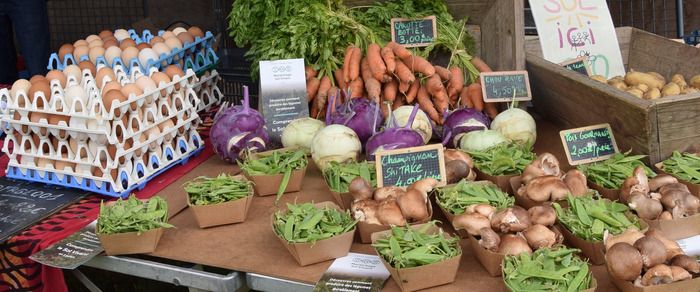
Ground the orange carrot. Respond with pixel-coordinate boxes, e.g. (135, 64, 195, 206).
(484, 102, 499, 119)
(392, 96, 405, 110)
(459, 86, 473, 108)
(383, 79, 398, 103)
(447, 67, 464, 97)
(334, 69, 346, 90)
(367, 44, 389, 83)
(398, 80, 410, 93)
(305, 66, 317, 80)
(381, 46, 396, 74)
(417, 85, 440, 124)
(386, 41, 412, 59)
(425, 74, 444, 96)
(470, 57, 493, 75)
(401, 55, 435, 76)
(348, 78, 364, 98)
(434, 66, 451, 82)
(365, 78, 382, 104)
(467, 83, 484, 111)
(395, 60, 415, 84)
(312, 76, 332, 118)
(306, 77, 320, 102)
(348, 47, 362, 82)
(432, 88, 449, 118)
(342, 46, 354, 83)
(405, 80, 419, 103)
(361, 57, 372, 81)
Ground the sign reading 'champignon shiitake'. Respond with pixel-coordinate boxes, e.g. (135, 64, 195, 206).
(375, 144, 446, 188)
(560, 123, 619, 165)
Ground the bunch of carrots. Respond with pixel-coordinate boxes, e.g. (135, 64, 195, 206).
(306, 42, 498, 124)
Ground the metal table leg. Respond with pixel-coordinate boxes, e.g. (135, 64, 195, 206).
(83, 255, 243, 292)
(245, 273, 314, 292)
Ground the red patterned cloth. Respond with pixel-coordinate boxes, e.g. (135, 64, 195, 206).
(0, 140, 214, 292)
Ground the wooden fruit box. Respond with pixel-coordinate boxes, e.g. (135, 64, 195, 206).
(345, 0, 525, 71)
(525, 27, 700, 164)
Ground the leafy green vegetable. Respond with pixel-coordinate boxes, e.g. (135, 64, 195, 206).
(468, 142, 535, 176)
(553, 195, 640, 242)
(577, 151, 655, 189)
(239, 149, 308, 203)
(435, 180, 514, 215)
(184, 174, 253, 206)
(503, 247, 593, 292)
(273, 202, 357, 243)
(322, 161, 377, 193)
(661, 151, 700, 184)
(97, 196, 174, 235)
(372, 222, 461, 269)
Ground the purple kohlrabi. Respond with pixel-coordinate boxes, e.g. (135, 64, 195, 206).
(326, 92, 382, 144)
(365, 103, 425, 161)
(441, 107, 490, 147)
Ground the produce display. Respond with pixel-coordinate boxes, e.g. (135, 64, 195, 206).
(239, 148, 308, 202)
(372, 222, 461, 269)
(619, 166, 699, 220)
(97, 196, 173, 235)
(435, 180, 513, 216)
(577, 152, 656, 189)
(591, 71, 700, 99)
(350, 177, 436, 226)
(184, 174, 253, 206)
(553, 196, 641, 242)
(467, 142, 535, 177)
(503, 247, 594, 292)
(659, 151, 700, 184)
(273, 203, 357, 243)
(322, 161, 377, 193)
(605, 229, 697, 286)
(210, 86, 268, 163)
(516, 153, 591, 202)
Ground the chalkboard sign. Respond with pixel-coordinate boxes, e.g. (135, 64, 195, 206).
(375, 144, 447, 188)
(480, 71, 532, 102)
(390, 16, 437, 48)
(559, 123, 620, 165)
(259, 58, 309, 146)
(0, 177, 87, 243)
(559, 57, 592, 76)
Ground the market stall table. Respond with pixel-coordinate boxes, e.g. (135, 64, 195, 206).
(140, 118, 620, 291)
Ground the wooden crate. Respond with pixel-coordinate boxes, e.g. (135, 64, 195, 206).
(344, 0, 525, 71)
(525, 27, 700, 164)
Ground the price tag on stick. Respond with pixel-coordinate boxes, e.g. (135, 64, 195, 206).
(390, 16, 436, 48)
(375, 144, 447, 188)
(559, 123, 619, 166)
(480, 71, 532, 102)
(559, 57, 592, 76)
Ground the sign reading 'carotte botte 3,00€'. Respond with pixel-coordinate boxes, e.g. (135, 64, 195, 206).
(375, 144, 446, 188)
(390, 16, 436, 48)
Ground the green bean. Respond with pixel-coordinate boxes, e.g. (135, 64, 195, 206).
(503, 247, 593, 292)
(661, 151, 700, 184)
(97, 196, 174, 235)
(273, 203, 356, 243)
(467, 142, 536, 176)
(577, 151, 655, 189)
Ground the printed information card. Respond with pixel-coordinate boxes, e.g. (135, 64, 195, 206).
(259, 58, 309, 146)
(313, 253, 391, 292)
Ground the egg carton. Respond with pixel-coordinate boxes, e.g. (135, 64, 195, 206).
(191, 70, 223, 113)
(46, 29, 218, 76)
(5, 126, 204, 198)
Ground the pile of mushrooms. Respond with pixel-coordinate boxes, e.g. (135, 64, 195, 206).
(621, 166, 699, 220)
(606, 228, 698, 286)
(516, 153, 589, 202)
(452, 204, 562, 255)
(349, 177, 436, 226)
(444, 149, 476, 184)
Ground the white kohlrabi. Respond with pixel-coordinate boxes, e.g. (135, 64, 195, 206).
(310, 124, 362, 171)
(491, 108, 537, 145)
(459, 130, 508, 152)
(392, 105, 433, 144)
(281, 117, 325, 152)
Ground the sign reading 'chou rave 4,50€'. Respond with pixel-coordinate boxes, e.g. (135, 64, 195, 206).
(560, 123, 619, 165)
(375, 144, 446, 188)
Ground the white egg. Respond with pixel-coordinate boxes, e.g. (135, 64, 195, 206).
(104, 46, 122, 66)
(135, 76, 156, 93)
(63, 65, 82, 84)
(138, 48, 158, 66)
(85, 34, 101, 43)
(152, 42, 170, 59)
(64, 85, 87, 112)
(172, 27, 187, 35)
(114, 29, 130, 42)
(164, 37, 182, 51)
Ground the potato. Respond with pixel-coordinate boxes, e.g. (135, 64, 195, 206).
(591, 75, 607, 83)
(647, 72, 666, 84)
(609, 80, 628, 90)
(661, 82, 681, 97)
(690, 75, 700, 89)
(681, 87, 699, 94)
(625, 71, 664, 89)
(634, 84, 650, 93)
(608, 76, 625, 83)
(626, 88, 644, 98)
(643, 88, 661, 100)
(671, 74, 686, 84)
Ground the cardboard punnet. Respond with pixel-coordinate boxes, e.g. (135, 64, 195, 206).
(467, 235, 503, 277)
(587, 180, 620, 201)
(641, 214, 700, 240)
(98, 228, 164, 256)
(356, 202, 433, 244)
(272, 202, 355, 266)
(322, 178, 354, 210)
(242, 148, 307, 197)
(370, 224, 461, 292)
(187, 174, 254, 228)
(474, 168, 518, 194)
(654, 162, 700, 197)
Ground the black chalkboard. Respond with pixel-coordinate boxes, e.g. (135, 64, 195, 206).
(0, 177, 87, 242)
(559, 58, 592, 76)
(559, 124, 620, 165)
(391, 16, 437, 48)
(480, 71, 532, 102)
(375, 144, 446, 187)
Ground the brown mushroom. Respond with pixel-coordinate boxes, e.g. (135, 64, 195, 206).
(521, 153, 561, 184)
(649, 174, 678, 192)
(628, 192, 663, 220)
(376, 199, 406, 226)
(453, 213, 491, 236)
(641, 264, 674, 286)
(659, 211, 673, 220)
(670, 254, 700, 274)
(466, 204, 495, 219)
(522, 224, 557, 249)
(443, 148, 474, 169)
(407, 178, 438, 194)
(491, 206, 531, 233)
(634, 236, 668, 269)
(528, 205, 557, 226)
(498, 234, 532, 256)
(351, 200, 380, 225)
(563, 169, 588, 196)
(620, 166, 650, 203)
(349, 177, 373, 201)
(658, 184, 699, 219)
(446, 160, 470, 184)
(604, 228, 645, 251)
(670, 266, 692, 282)
(550, 225, 565, 245)
(478, 227, 500, 252)
(523, 175, 570, 202)
(374, 186, 405, 201)
(606, 242, 644, 281)
(396, 189, 430, 222)
(645, 229, 684, 261)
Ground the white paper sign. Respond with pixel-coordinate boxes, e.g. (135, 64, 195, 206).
(677, 235, 700, 256)
(259, 58, 309, 145)
(530, 0, 625, 78)
(313, 253, 390, 292)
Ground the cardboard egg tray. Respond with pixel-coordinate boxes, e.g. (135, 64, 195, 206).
(46, 29, 218, 76)
(0, 67, 204, 198)
(191, 70, 222, 113)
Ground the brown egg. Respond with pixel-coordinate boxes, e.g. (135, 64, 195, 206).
(119, 38, 136, 50)
(88, 39, 104, 49)
(48, 114, 69, 125)
(29, 75, 47, 84)
(28, 80, 50, 108)
(78, 60, 96, 76)
(120, 47, 139, 63)
(164, 37, 182, 51)
(102, 81, 122, 94)
(176, 32, 194, 46)
(54, 159, 75, 172)
(58, 44, 74, 61)
(102, 89, 127, 115)
(99, 30, 114, 39)
(136, 42, 151, 50)
(95, 67, 116, 87)
(165, 65, 185, 80)
(150, 72, 171, 96)
(73, 39, 88, 47)
(121, 83, 143, 110)
(102, 38, 118, 49)
(46, 70, 67, 88)
(149, 36, 164, 46)
(29, 111, 48, 124)
(161, 31, 176, 39)
(85, 34, 101, 43)
(88, 46, 105, 64)
(73, 45, 89, 59)
(187, 26, 204, 39)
